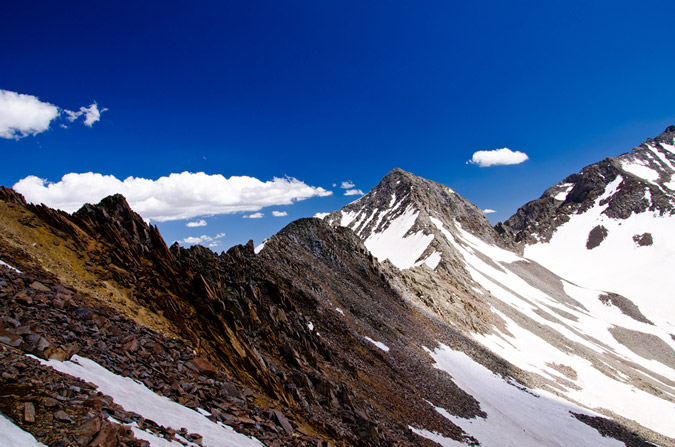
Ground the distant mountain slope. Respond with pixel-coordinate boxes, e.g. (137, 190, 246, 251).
(328, 165, 675, 446)
(497, 126, 675, 328)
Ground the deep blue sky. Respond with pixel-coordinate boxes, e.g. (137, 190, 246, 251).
(2, 1, 674, 249)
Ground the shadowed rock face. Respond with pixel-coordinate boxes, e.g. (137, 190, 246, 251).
(497, 126, 675, 247)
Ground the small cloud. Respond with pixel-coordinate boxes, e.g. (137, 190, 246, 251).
(483, 209, 496, 214)
(243, 212, 264, 219)
(467, 148, 529, 167)
(344, 189, 364, 196)
(272, 211, 288, 217)
(186, 219, 207, 227)
(0, 89, 60, 139)
(215, 232, 226, 239)
(208, 241, 222, 248)
(181, 235, 213, 245)
(64, 103, 107, 127)
(341, 181, 355, 189)
(314, 212, 329, 219)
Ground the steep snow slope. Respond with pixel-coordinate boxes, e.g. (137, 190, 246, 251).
(513, 129, 675, 329)
(329, 166, 675, 446)
(500, 127, 675, 329)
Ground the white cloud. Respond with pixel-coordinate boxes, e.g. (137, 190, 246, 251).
(243, 212, 264, 219)
(186, 219, 207, 227)
(0, 89, 60, 139)
(14, 172, 332, 222)
(483, 209, 496, 214)
(0, 89, 107, 139)
(467, 148, 529, 167)
(344, 189, 364, 196)
(64, 103, 107, 127)
(314, 212, 329, 219)
(272, 210, 288, 217)
(215, 232, 226, 239)
(208, 241, 221, 248)
(182, 235, 213, 245)
(341, 181, 355, 189)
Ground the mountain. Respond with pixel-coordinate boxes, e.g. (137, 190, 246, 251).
(497, 126, 675, 328)
(327, 160, 675, 445)
(1, 128, 675, 447)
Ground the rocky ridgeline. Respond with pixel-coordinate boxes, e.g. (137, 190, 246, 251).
(497, 126, 675, 246)
(0, 264, 320, 446)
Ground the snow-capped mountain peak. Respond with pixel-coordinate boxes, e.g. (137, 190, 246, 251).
(327, 168, 501, 270)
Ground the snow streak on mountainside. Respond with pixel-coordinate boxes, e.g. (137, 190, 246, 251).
(499, 126, 675, 329)
(328, 166, 675, 446)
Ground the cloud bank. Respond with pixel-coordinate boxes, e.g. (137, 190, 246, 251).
(14, 172, 332, 222)
(0, 90, 60, 139)
(0, 89, 106, 139)
(468, 148, 529, 167)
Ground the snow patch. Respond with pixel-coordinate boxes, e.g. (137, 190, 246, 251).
(660, 142, 675, 155)
(39, 355, 264, 447)
(254, 240, 267, 254)
(308, 321, 314, 331)
(335, 307, 345, 316)
(339, 210, 360, 228)
(0, 258, 21, 273)
(363, 206, 433, 269)
(409, 426, 464, 446)
(553, 183, 574, 201)
(620, 160, 660, 183)
(365, 336, 390, 352)
(416, 251, 441, 270)
(0, 414, 45, 447)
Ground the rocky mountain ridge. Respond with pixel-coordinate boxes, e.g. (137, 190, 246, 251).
(496, 125, 675, 246)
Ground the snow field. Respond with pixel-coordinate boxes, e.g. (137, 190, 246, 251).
(39, 355, 263, 447)
(430, 216, 675, 439)
(422, 344, 626, 447)
(524, 176, 675, 326)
